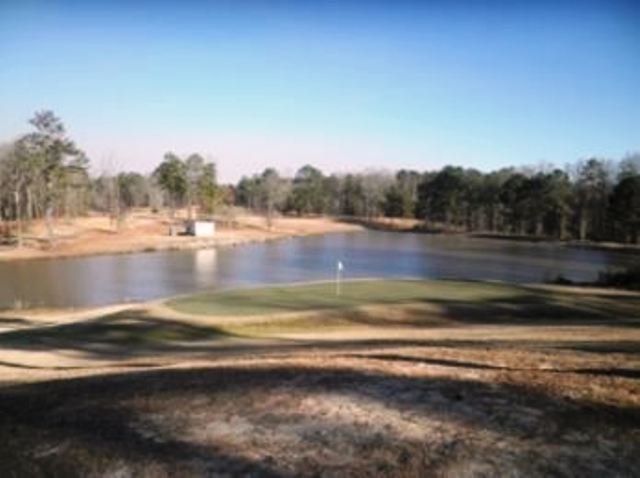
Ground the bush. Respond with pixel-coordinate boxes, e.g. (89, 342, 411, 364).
(597, 264, 640, 290)
(552, 274, 574, 286)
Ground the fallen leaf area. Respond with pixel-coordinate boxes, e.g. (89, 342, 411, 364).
(0, 280, 639, 477)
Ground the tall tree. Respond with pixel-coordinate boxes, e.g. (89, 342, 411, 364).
(574, 159, 611, 240)
(541, 170, 572, 239)
(340, 174, 365, 216)
(117, 172, 149, 210)
(15, 111, 87, 243)
(499, 173, 528, 234)
(260, 168, 290, 228)
(236, 175, 261, 210)
(478, 170, 508, 232)
(395, 170, 420, 218)
(424, 166, 466, 229)
(323, 175, 341, 215)
(360, 172, 392, 219)
(384, 185, 405, 218)
(618, 153, 640, 181)
(1, 143, 27, 247)
(291, 165, 326, 215)
(461, 169, 484, 231)
(610, 175, 640, 243)
(184, 153, 205, 220)
(153, 153, 187, 217)
(197, 162, 220, 215)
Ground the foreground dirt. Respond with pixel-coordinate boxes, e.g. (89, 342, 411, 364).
(0, 210, 361, 261)
(0, 288, 639, 477)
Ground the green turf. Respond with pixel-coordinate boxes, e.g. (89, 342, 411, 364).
(166, 279, 522, 316)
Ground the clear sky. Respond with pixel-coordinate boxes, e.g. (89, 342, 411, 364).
(1, 0, 638, 182)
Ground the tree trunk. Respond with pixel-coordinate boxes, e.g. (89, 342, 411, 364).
(266, 202, 274, 229)
(44, 179, 55, 245)
(558, 213, 567, 240)
(115, 191, 121, 233)
(45, 201, 54, 245)
(64, 185, 69, 219)
(535, 216, 543, 237)
(13, 189, 22, 249)
(26, 187, 33, 223)
(579, 214, 587, 241)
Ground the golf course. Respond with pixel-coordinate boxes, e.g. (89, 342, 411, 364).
(2, 0, 639, 475)
(1, 279, 639, 476)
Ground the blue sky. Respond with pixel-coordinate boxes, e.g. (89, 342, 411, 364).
(1, 0, 638, 182)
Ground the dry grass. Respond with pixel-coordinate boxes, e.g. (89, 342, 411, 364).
(0, 281, 639, 476)
(0, 209, 361, 262)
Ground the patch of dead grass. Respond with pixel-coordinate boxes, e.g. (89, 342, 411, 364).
(0, 285, 639, 476)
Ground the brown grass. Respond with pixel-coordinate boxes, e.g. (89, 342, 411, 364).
(0, 285, 639, 476)
(0, 209, 361, 262)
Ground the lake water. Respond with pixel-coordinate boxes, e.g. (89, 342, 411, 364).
(0, 231, 634, 309)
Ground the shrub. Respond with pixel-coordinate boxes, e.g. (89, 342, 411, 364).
(597, 264, 640, 290)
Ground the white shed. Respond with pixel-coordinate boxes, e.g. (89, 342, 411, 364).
(186, 220, 216, 237)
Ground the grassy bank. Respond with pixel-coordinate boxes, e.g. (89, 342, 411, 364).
(3, 280, 639, 350)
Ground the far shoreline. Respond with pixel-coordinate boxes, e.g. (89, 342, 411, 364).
(346, 216, 640, 254)
(2, 211, 639, 264)
(0, 212, 363, 263)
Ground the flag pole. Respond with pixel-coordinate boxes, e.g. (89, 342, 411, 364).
(336, 260, 343, 296)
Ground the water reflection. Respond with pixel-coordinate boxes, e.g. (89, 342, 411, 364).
(194, 249, 218, 287)
(0, 231, 633, 308)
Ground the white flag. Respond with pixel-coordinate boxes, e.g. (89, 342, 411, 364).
(337, 261, 344, 271)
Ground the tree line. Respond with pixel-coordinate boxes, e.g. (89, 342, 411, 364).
(1, 111, 639, 245)
(235, 159, 640, 243)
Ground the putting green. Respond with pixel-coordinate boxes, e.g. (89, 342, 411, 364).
(166, 279, 521, 316)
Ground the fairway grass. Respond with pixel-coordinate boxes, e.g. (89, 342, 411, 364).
(166, 279, 522, 316)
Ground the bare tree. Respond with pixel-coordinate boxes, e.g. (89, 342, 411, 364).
(260, 168, 290, 229)
(360, 170, 393, 219)
(185, 153, 205, 220)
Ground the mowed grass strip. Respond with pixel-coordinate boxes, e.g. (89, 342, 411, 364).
(166, 279, 521, 316)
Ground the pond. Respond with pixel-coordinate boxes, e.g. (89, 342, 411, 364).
(0, 231, 633, 308)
